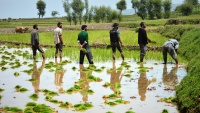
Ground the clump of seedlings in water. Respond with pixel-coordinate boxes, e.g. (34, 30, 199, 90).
(0, 95, 2, 99)
(0, 88, 4, 92)
(25, 102, 56, 112)
(125, 110, 135, 113)
(28, 64, 33, 67)
(0, 60, 7, 66)
(66, 85, 82, 94)
(59, 101, 72, 109)
(106, 111, 114, 113)
(1, 66, 7, 71)
(50, 99, 59, 104)
(161, 109, 169, 113)
(87, 74, 102, 82)
(22, 69, 34, 75)
(73, 102, 93, 111)
(86, 89, 94, 94)
(158, 96, 176, 103)
(15, 85, 28, 92)
(104, 99, 130, 106)
(11, 61, 21, 69)
(124, 73, 131, 78)
(103, 82, 111, 87)
(138, 65, 153, 73)
(45, 95, 53, 101)
(2, 107, 23, 112)
(14, 72, 20, 76)
(28, 78, 37, 82)
(42, 89, 58, 96)
(72, 66, 77, 70)
(30, 94, 39, 100)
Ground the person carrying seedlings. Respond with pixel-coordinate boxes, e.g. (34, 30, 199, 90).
(31, 24, 45, 60)
(138, 22, 151, 62)
(162, 39, 179, 64)
(54, 22, 64, 59)
(77, 25, 94, 64)
(109, 23, 124, 60)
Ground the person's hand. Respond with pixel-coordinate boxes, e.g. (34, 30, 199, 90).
(121, 43, 124, 47)
(79, 45, 82, 50)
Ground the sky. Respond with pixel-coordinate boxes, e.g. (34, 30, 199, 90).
(0, 0, 185, 19)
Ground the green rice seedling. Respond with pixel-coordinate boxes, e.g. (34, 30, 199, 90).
(1, 66, 7, 71)
(30, 94, 39, 100)
(87, 74, 102, 82)
(50, 99, 59, 104)
(114, 99, 125, 103)
(48, 91, 58, 96)
(15, 85, 21, 89)
(0, 60, 8, 66)
(114, 83, 121, 89)
(59, 102, 72, 108)
(4, 107, 23, 112)
(9, 62, 15, 66)
(103, 82, 111, 87)
(101, 66, 106, 69)
(82, 68, 89, 71)
(81, 48, 87, 54)
(32, 104, 55, 112)
(49, 69, 55, 72)
(22, 69, 34, 75)
(74, 85, 82, 90)
(88, 64, 97, 70)
(125, 110, 135, 113)
(22, 61, 28, 65)
(26, 102, 37, 107)
(28, 64, 33, 67)
(28, 78, 37, 82)
(94, 68, 103, 72)
(45, 95, 52, 101)
(116, 67, 123, 71)
(124, 74, 131, 78)
(0, 88, 4, 92)
(72, 66, 77, 70)
(106, 111, 114, 113)
(86, 89, 94, 94)
(0, 95, 2, 99)
(66, 87, 74, 94)
(115, 89, 121, 95)
(14, 72, 20, 76)
(106, 94, 117, 99)
(104, 101, 117, 106)
(19, 88, 28, 92)
(73, 103, 93, 111)
(161, 109, 169, 113)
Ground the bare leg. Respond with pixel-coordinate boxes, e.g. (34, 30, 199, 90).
(42, 53, 45, 59)
(112, 52, 116, 60)
(121, 52, 124, 60)
(59, 51, 62, 58)
(140, 55, 144, 62)
(55, 48, 58, 58)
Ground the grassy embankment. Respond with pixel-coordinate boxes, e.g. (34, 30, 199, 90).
(159, 25, 200, 113)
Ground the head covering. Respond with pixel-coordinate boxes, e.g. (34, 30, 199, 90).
(57, 22, 62, 27)
(112, 23, 119, 27)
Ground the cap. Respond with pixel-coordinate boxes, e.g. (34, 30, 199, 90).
(112, 23, 119, 27)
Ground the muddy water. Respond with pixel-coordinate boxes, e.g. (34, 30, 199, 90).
(0, 46, 187, 113)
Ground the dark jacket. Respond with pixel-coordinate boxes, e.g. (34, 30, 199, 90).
(110, 28, 120, 42)
(138, 28, 148, 45)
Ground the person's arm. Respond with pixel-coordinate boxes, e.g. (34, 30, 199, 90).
(143, 29, 151, 43)
(59, 29, 63, 45)
(117, 30, 123, 46)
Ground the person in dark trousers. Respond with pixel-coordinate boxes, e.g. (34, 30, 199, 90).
(138, 22, 151, 62)
(54, 22, 64, 59)
(109, 23, 124, 60)
(162, 39, 179, 64)
(77, 25, 94, 64)
(31, 24, 45, 60)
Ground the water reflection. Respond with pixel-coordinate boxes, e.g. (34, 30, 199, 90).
(138, 64, 151, 101)
(31, 60, 45, 93)
(162, 64, 178, 89)
(54, 58, 66, 94)
(110, 61, 123, 93)
(79, 64, 93, 102)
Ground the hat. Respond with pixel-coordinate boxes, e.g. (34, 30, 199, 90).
(57, 22, 62, 27)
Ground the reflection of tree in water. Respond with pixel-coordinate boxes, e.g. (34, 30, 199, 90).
(31, 60, 45, 93)
(54, 58, 66, 94)
(162, 65, 178, 89)
(79, 64, 92, 102)
(109, 61, 123, 93)
(138, 64, 151, 101)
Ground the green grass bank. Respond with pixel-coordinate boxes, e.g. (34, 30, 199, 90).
(159, 26, 200, 113)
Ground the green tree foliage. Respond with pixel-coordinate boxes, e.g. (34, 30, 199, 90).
(116, 0, 127, 14)
(63, 0, 72, 25)
(36, 0, 46, 18)
(88, 6, 94, 23)
(184, 0, 199, 6)
(83, 0, 89, 24)
(131, 0, 139, 14)
(51, 11, 59, 17)
(71, 0, 84, 25)
(146, 0, 155, 20)
(137, 0, 147, 20)
(180, 3, 193, 16)
(163, 0, 172, 18)
(154, 0, 162, 19)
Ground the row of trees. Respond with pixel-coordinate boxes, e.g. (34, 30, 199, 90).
(62, 0, 122, 25)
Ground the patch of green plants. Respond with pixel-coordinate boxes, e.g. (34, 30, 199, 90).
(3, 107, 23, 112)
(25, 103, 55, 113)
(66, 85, 82, 93)
(73, 103, 93, 111)
(22, 69, 34, 75)
(14, 72, 20, 76)
(28, 78, 37, 82)
(103, 82, 111, 87)
(0, 88, 4, 92)
(45, 95, 52, 101)
(125, 110, 135, 113)
(161, 109, 169, 113)
(50, 99, 59, 104)
(87, 74, 102, 82)
(86, 89, 94, 94)
(0, 95, 2, 99)
(105, 99, 129, 106)
(26, 102, 37, 107)
(124, 73, 131, 78)
(15, 85, 28, 92)
(1, 66, 7, 71)
(30, 94, 39, 100)
(59, 102, 72, 108)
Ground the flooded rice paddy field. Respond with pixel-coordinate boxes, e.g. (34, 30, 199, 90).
(0, 46, 187, 113)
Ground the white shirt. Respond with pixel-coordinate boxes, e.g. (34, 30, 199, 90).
(164, 39, 179, 50)
(54, 27, 62, 44)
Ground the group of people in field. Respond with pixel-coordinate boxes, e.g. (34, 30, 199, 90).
(31, 22, 179, 65)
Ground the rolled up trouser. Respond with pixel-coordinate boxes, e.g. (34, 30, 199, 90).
(79, 44, 93, 64)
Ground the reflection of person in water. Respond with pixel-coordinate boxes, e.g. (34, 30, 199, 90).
(138, 64, 151, 101)
(110, 61, 123, 93)
(162, 64, 178, 89)
(32, 60, 45, 93)
(79, 64, 91, 102)
(54, 58, 66, 93)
